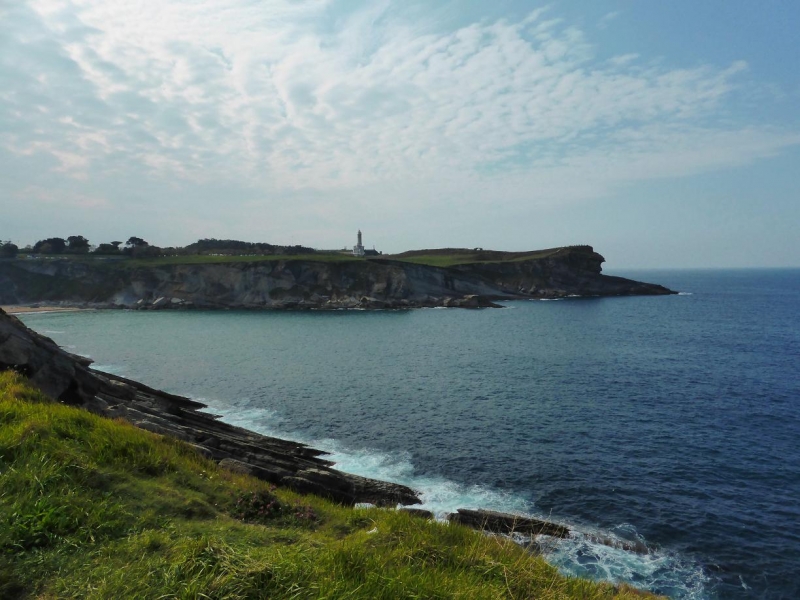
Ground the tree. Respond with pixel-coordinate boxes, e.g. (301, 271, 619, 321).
(130, 244, 161, 258)
(126, 237, 149, 248)
(0, 242, 18, 258)
(33, 237, 66, 254)
(94, 243, 121, 255)
(66, 235, 91, 253)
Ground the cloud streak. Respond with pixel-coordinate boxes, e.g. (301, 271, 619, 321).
(1, 0, 798, 249)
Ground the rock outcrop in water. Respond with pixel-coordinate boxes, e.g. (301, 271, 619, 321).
(0, 246, 674, 309)
(0, 308, 420, 507)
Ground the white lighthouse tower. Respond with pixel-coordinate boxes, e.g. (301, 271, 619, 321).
(353, 229, 365, 256)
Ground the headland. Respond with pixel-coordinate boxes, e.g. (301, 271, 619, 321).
(0, 245, 674, 310)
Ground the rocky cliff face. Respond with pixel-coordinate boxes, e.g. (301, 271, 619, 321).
(0, 307, 419, 506)
(451, 247, 668, 298)
(0, 246, 673, 309)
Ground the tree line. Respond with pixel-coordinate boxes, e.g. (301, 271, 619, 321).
(0, 237, 316, 259)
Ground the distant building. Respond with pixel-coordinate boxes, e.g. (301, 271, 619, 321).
(352, 230, 381, 257)
(353, 230, 365, 256)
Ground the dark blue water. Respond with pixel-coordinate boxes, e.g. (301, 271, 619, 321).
(19, 269, 800, 599)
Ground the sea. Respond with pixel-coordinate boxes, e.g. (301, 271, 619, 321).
(17, 269, 800, 599)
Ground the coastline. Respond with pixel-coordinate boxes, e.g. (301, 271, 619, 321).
(2, 306, 650, 549)
(0, 247, 676, 312)
(0, 305, 96, 315)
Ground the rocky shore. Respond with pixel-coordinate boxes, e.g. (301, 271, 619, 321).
(1, 306, 654, 556)
(0, 246, 674, 310)
(0, 308, 418, 507)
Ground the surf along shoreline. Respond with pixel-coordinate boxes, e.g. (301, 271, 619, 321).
(1, 306, 663, 577)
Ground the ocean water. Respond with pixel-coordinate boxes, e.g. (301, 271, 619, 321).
(18, 269, 800, 599)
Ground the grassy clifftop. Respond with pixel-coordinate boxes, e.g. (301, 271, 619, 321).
(385, 246, 591, 268)
(0, 371, 656, 599)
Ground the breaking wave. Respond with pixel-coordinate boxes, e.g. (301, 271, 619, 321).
(208, 401, 710, 599)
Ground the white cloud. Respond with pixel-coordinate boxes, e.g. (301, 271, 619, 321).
(0, 0, 797, 249)
(597, 11, 620, 29)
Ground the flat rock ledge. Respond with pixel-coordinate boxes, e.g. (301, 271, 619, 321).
(0, 308, 419, 507)
(447, 509, 570, 538)
(446, 509, 649, 555)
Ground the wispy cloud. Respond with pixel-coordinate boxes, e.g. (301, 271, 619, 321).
(597, 11, 620, 29)
(1, 0, 797, 248)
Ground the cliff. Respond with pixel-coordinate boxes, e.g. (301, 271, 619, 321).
(0, 246, 674, 309)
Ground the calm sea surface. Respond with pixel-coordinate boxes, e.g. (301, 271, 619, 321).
(19, 269, 800, 599)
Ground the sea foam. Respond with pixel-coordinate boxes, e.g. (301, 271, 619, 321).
(209, 402, 710, 599)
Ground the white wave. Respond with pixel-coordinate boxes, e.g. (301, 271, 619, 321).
(677, 292, 693, 296)
(200, 403, 285, 431)
(202, 401, 709, 599)
(547, 538, 709, 599)
(90, 364, 127, 375)
(739, 575, 749, 590)
(542, 523, 710, 600)
(310, 438, 535, 517)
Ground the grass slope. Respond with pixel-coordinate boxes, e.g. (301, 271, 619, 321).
(386, 248, 567, 267)
(15, 254, 361, 269)
(0, 372, 656, 599)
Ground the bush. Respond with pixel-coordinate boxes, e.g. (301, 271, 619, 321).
(232, 489, 284, 524)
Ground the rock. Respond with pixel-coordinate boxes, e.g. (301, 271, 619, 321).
(400, 508, 434, 519)
(0, 308, 422, 508)
(447, 509, 569, 538)
(0, 246, 674, 313)
(460, 295, 481, 308)
(218, 457, 255, 475)
(359, 296, 387, 309)
(585, 533, 649, 555)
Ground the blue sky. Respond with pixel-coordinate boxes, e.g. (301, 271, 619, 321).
(1, 0, 798, 268)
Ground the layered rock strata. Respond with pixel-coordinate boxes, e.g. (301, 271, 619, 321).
(0, 246, 674, 309)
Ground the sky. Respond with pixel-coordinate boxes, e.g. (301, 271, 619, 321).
(1, 0, 798, 268)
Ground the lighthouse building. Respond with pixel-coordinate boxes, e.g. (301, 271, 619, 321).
(353, 230, 365, 256)
(352, 230, 380, 257)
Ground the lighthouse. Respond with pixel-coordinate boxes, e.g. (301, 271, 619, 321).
(353, 229, 365, 256)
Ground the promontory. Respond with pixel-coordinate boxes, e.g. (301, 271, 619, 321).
(0, 245, 674, 310)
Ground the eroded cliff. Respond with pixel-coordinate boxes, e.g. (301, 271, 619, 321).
(0, 246, 674, 309)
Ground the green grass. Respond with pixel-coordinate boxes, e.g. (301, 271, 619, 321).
(120, 253, 362, 268)
(0, 371, 656, 599)
(16, 253, 362, 269)
(386, 248, 567, 268)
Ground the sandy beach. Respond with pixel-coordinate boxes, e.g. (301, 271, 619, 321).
(0, 305, 94, 315)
